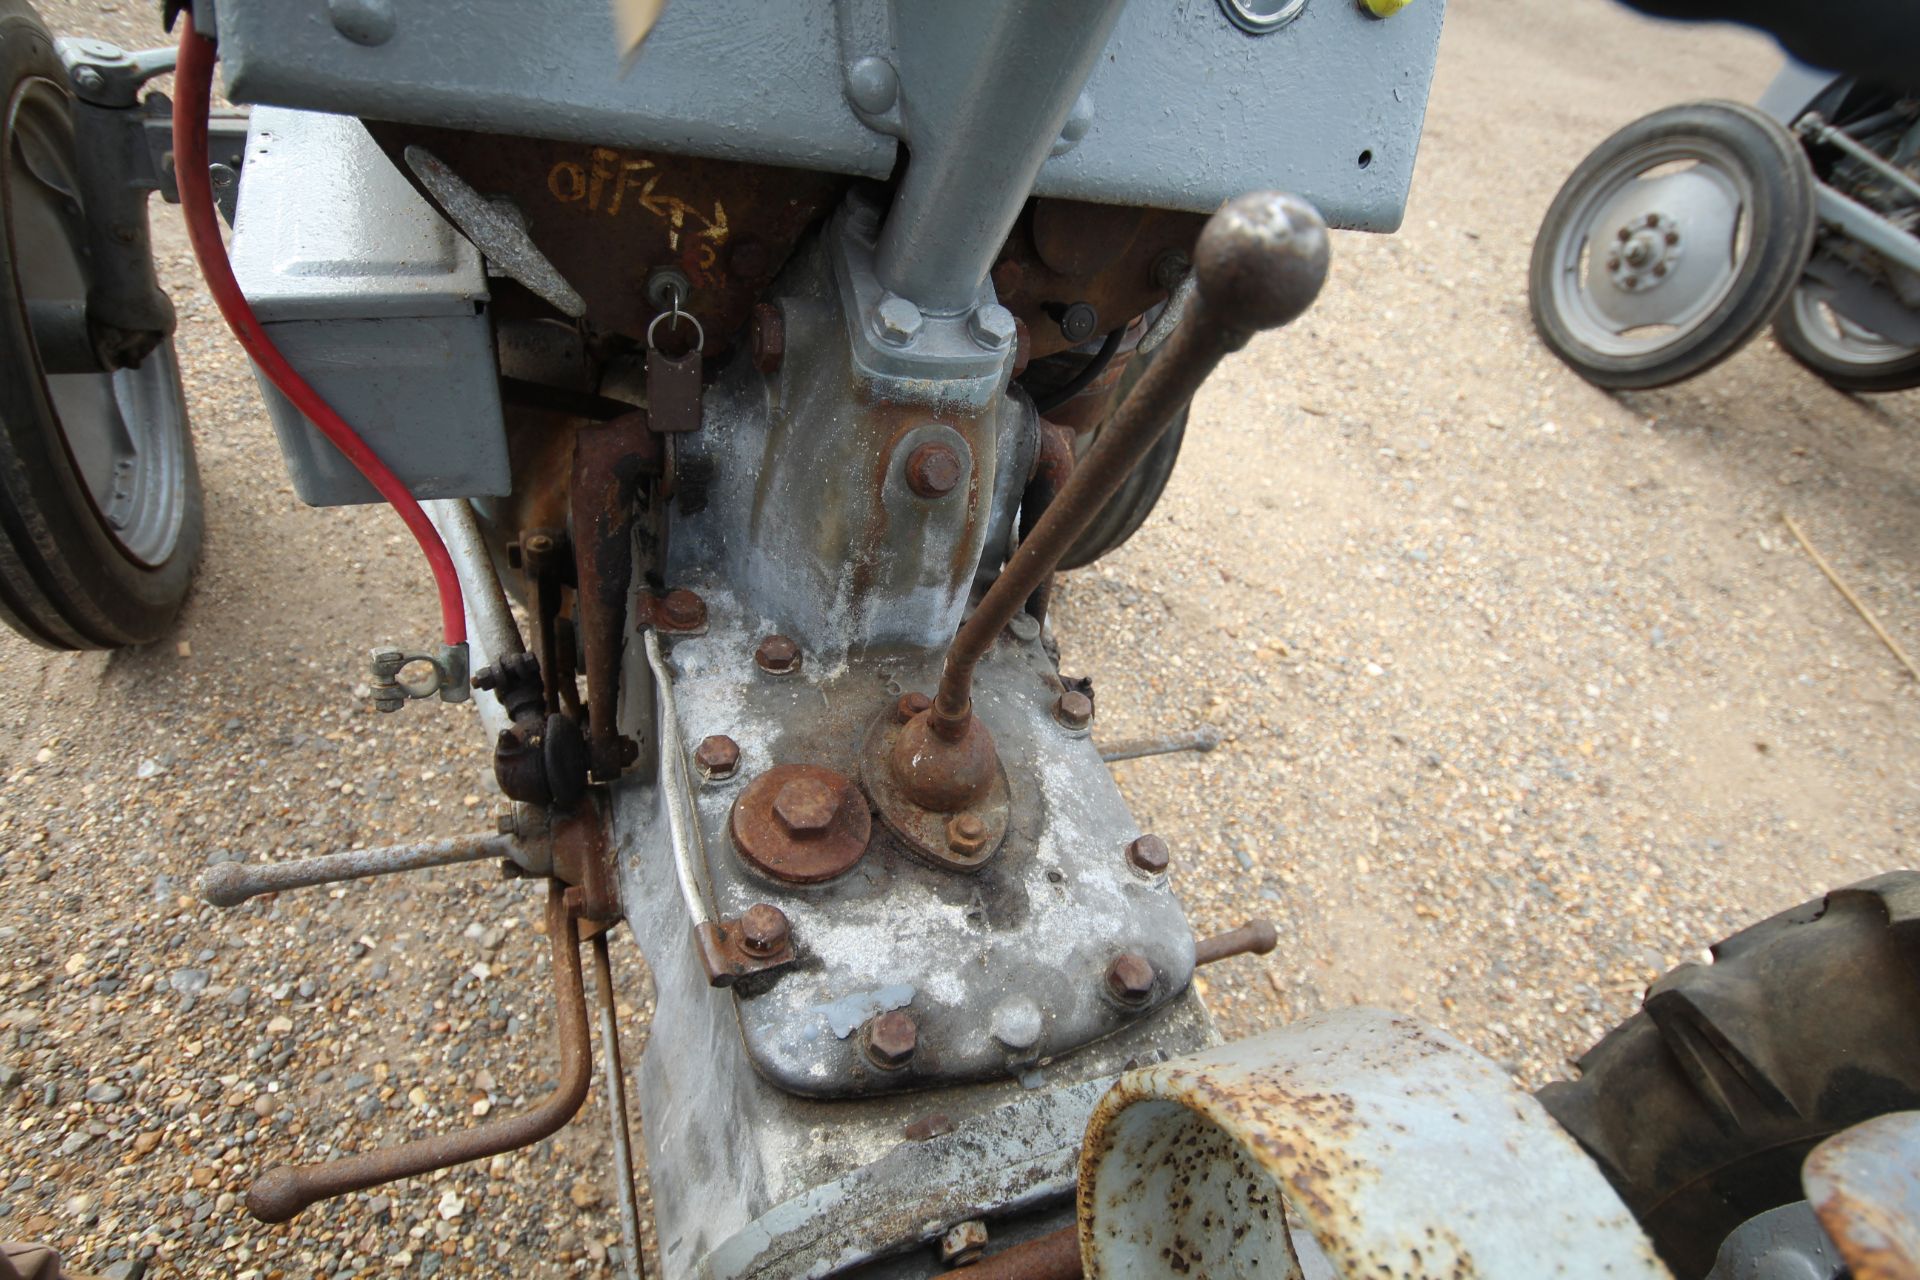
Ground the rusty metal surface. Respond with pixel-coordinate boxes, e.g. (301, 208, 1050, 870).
(1096, 728, 1220, 764)
(366, 122, 845, 353)
(940, 1224, 1082, 1280)
(863, 705, 1011, 873)
(1078, 1006, 1672, 1279)
(694, 907, 798, 988)
(933, 193, 1330, 734)
(641, 589, 710, 636)
(997, 200, 1207, 362)
(198, 833, 514, 907)
(1805, 1111, 1920, 1280)
(245, 883, 591, 1224)
(571, 413, 659, 781)
(729, 762, 872, 885)
(1193, 919, 1279, 967)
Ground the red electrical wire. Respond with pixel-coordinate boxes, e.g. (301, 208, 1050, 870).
(171, 14, 467, 645)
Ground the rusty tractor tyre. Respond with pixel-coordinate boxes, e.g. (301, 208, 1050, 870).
(1537, 872, 1920, 1280)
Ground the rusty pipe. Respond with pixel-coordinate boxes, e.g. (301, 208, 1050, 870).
(245, 882, 590, 1223)
(199, 833, 516, 908)
(1194, 918, 1279, 967)
(931, 193, 1329, 731)
(940, 1225, 1081, 1279)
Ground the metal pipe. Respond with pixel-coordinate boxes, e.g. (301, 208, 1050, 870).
(424, 498, 525, 743)
(199, 833, 514, 907)
(643, 629, 716, 929)
(1801, 112, 1920, 209)
(932, 193, 1329, 730)
(591, 934, 646, 1280)
(1097, 728, 1221, 763)
(872, 2, 1125, 312)
(1814, 185, 1920, 276)
(1194, 919, 1279, 967)
(940, 1225, 1080, 1279)
(246, 883, 590, 1223)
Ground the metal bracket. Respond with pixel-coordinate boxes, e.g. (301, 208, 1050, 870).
(368, 642, 471, 710)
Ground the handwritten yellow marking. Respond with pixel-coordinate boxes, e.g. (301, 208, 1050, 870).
(545, 147, 730, 254)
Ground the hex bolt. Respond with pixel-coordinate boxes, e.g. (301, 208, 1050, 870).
(1616, 226, 1631, 243)
(1644, 212, 1661, 228)
(659, 589, 706, 629)
(1127, 833, 1170, 875)
(968, 303, 1017, 351)
(1054, 690, 1093, 730)
(1105, 953, 1155, 1004)
(773, 777, 841, 835)
(739, 903, 791, 957)
(946, 813, 989, 857)
(874, 294, 923, 347)
(1652, 263, 1668, 278)
(693, 734, 740, 781)
(1152, 249, 1192, 292)
(906, 442, 964, 499)
(72, 65, 105, 95)
(1664, 229, 1680, 245)
(896, 691, 932, 723)
(755, 634, 801, 674)
(939, 1220, 990, 1267)
(750, 302, 785, 374)
(864, 1009, 917, 1069)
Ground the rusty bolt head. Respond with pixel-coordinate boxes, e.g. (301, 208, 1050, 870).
(773, 776, 841, 835)
(524, 532, 556, 556)
(693, 734, 740, 781)
(659, 589, 706, 629)
(750, 302, 785, 374)
(905, 442, 964, 499)
(946, 812, 989, 856)
(939, 1220, 990, 1266)
(495, 807, 518, 838)
(1127, 833, 1170, 875)
(755, 634, 801, 674)
(739, 903, 790, 957)
(1664, 229, 1680, 245)
(864, 1009, 917, 1069)
(1106, 952, 1155, 1004)
(895, 691, 932, 723)
(1055, 689, 1093, 730)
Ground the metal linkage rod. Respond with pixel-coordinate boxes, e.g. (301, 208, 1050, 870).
(931, 193, 1329, 732)
(1097, 728, 1221, 763)
(199, 833, 515, 908)
(246, 883, 591, 1223)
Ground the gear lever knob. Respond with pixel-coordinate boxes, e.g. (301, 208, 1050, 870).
(1191, 191, 1330, 341)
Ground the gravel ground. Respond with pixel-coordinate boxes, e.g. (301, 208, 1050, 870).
(3, 1, 1917, 1277)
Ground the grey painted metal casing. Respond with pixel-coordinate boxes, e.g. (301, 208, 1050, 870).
(214, 0, 1445, 232)
(228, 108, 509, 507)
(616, 626, 1215, 1278)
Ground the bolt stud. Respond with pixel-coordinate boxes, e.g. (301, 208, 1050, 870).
(755, 634, 801, 674)
(1054, 690, 1093, 730)
(1105, 953, 1155, 1004)
(739, 903, 790, 957)
(1126, 833, 1170, 875)
(693, 734, 740, 781)
(864, 1009, 917, 1069)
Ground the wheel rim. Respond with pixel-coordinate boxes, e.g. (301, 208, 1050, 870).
(1546, 135, 1757, 360)
(1789, 284, 1920, 369)
(3, 75, 188, 569)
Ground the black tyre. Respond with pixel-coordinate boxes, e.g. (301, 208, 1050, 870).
(1772, 282, 1920, 393)
(1529, 101, 1816, 390)
(0, 0, 202, 649)
(1057, 339, 1188, 573)
(1538, 872, 1920, 1280)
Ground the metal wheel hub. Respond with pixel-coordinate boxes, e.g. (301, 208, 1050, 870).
(1607, 211, 1683, 292)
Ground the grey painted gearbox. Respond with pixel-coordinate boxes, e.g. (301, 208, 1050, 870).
(214, 0, 1445, 232)
(228, 107, 509, 507)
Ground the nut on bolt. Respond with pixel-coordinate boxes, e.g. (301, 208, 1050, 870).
(864, 1009, 917, 1069)
(658, 589, 707, 630)
(946, 812, 989, 857)
(1127, 833, 1170, 875)
(905, 442, 963, 499)
(773, 777, 842, 835)
(1105, 952, 1155, 1004)
(750, 302, 785, 374)
(693, 734, 740, 781)
(755, 634, 801, 674)
(739, 903, 790, 957)
(1054, 689, 1093, 730)
(939, 1220, 990, 1267)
